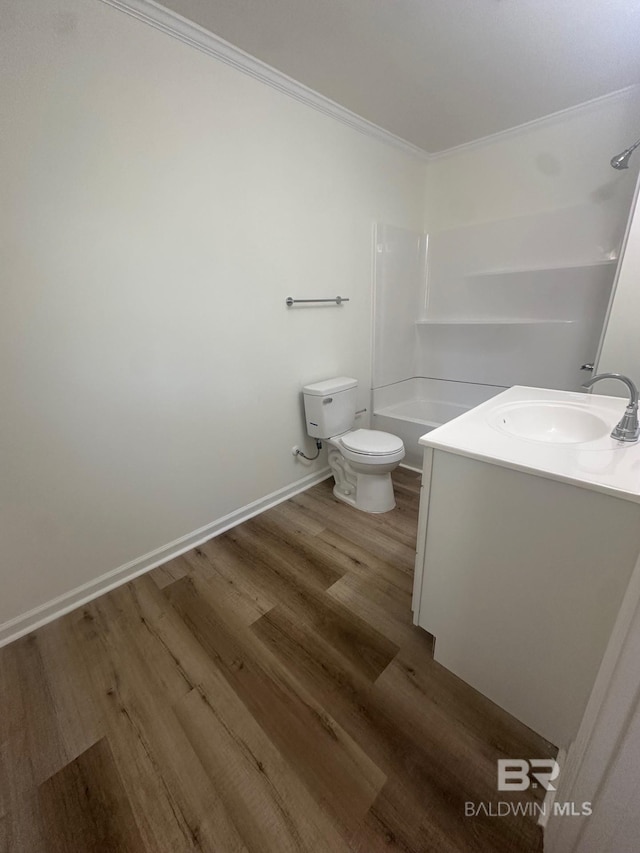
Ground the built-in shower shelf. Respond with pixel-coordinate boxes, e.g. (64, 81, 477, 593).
(467, 259, 617, 278)
(416, 318, 575, 326)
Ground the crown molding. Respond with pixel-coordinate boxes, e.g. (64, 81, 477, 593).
(430, 85, 640, 161)
(96, 0, 639, 165)
(98, 0, 430, 161)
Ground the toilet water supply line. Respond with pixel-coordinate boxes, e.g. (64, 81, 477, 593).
(295, 440, 323, 460)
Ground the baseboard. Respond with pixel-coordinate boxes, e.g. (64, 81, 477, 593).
(399, 462, 422, 474)
(0, 467, 332, 648)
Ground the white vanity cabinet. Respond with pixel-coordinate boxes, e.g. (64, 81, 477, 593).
(412, 387, 640, 748)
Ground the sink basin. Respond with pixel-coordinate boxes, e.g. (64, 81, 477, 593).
(489, 401, 611, 444)
(419, 386, 640, 503)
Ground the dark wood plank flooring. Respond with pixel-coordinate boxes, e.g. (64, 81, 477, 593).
(0, 469, 555, 852)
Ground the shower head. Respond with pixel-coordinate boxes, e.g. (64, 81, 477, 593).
(611, 137, 640, 170)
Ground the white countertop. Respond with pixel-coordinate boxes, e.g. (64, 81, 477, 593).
(419, 385, 640, 503)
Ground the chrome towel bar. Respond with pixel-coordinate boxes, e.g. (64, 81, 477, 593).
(285, 296, 350, 306)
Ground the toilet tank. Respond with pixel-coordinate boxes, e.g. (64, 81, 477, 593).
(302, 376, 358, 439)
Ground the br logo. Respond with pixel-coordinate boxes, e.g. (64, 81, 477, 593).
(497, 759, 560, 792)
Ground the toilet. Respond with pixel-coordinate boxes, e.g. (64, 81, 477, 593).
(302, 376, 405, 513)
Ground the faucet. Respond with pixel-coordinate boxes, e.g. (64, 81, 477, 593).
(582, 373, 640, 443)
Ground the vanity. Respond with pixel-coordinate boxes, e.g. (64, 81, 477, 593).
(412, 385, 640, 748)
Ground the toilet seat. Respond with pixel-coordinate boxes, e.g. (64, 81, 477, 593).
(341, 429, 404, 456)
(331, 429, 405, 466)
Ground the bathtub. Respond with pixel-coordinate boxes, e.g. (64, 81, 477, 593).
(372, 379, 504, 469)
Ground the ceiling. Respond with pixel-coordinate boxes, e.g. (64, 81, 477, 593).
(157, 0, 640, 153)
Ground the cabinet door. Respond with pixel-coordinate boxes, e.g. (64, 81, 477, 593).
(417, 450, 640, 747)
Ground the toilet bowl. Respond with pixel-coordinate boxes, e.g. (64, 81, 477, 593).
(328, 429, 405, 512)
(302, 377, 405, 513)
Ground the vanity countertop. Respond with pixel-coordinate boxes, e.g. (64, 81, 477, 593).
(419, 385, 640, 503)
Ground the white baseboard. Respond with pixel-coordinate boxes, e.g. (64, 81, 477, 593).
(0, 467, 331, 648)
(399, 462, 422, 474)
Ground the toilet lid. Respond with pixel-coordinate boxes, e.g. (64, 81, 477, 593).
(341, 429, 404, 456)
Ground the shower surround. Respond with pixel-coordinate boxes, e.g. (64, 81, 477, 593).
(372, 220, 618, 468)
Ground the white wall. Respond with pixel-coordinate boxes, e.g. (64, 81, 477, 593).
(0, 0, 426, 634)
(426, 89, 640, 233)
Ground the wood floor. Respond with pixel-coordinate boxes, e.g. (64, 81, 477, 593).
(0, 469, 555, 852)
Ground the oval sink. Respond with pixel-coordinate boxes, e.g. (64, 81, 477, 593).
(490, 401, 611, 444)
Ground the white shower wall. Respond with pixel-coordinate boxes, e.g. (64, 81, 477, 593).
(423, 88, 640, 393)
(417, 262, 616, 390)
(372, 224, 426, 388)
(371, 224, 501, 466)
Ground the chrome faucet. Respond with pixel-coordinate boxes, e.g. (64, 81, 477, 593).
(582, 373, 640, 443)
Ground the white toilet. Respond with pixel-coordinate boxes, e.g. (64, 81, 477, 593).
(302, 376, 405, 513)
